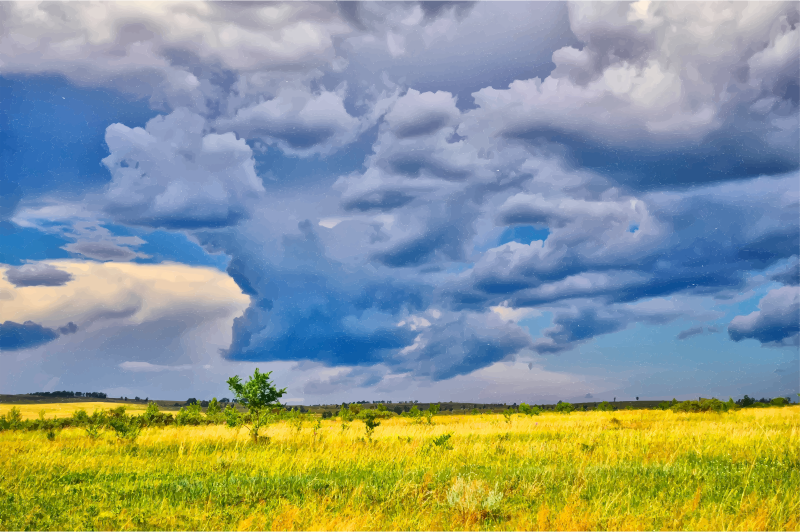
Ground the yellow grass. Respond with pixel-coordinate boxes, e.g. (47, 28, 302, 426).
(0, 402, 148, 419)
(1, 406, 798, 531)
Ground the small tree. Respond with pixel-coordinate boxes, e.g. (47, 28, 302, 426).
(363, 410, 381, 440)
(227, 368, 286, 442)
(339, 403, 352, 432)
(425, 403, 440, 425)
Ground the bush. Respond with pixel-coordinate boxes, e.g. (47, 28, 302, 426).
(322, 411, 333, 419)
(108, 415, 140, 442)
(519, 403, 542, 416)
(670, 398, 736, 413)
(555, 402, 574, 414)
(425, 404, 440, 425)
(206, 398, 222, 420)
(176, 403, 204, 426)
(363, 410, 381, 440)
(596, 401, 614, 412)
(771, 397, 789, 407)
(224, 405, 241, 427)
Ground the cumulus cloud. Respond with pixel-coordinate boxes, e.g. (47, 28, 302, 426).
(102, 108, 265, 229)
(5, 2, 798, 397)
(0, 2, 353, 111)
(460, 1, 800, 185)
(383, 89, 460, 138)
(729, 286, 800, 345)
(4, 263, 73, 287)
(0, 260, 249, 331)
(217, 86, 362, 156)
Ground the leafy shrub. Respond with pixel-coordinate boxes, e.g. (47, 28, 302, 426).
(363, 410, 381, 440)
(224, 405, 241, 427)
(405, 405, 422, 423)
(670, 398, 736, 413)
(206, 398, 222, 419)
(176, 403, 204, 426)
(596, 401, 614, 412)
(71, 408, 90, 424)
(108, 416, 140, 442)
(519, 403, 542, 416)
(322, 411, 333, 419)
(432, 432, 453, 449)
(425, 404, 440, 425)
(555, 402, 574, 414)
(771, 397, 789, 407)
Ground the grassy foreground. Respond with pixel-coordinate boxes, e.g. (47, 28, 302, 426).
(1, 406, 798, 531)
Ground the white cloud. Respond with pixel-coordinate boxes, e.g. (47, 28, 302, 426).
(461, 2, 799, 157)
(102, 108, 265, 229)
(119, 361, 193, 372)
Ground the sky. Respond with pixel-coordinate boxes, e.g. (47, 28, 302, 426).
(1, 1, 798, 405)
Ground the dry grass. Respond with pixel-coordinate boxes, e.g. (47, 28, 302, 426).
(0, 402, 148, 419)
(0, 406, 798, 530)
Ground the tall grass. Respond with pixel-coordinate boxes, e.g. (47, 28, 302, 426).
(0, 407, 797, 530)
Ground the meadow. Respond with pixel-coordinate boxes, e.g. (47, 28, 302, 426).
(0, 405, 798, 531)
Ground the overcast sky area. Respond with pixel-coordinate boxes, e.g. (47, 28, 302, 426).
(1, 1, 798, 404)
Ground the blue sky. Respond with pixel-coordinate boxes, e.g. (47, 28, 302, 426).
(1, 1, 798, 404)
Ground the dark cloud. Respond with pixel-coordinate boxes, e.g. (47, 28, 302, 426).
(677, 325, 721, 340)
(58, 322, 78, 335)
(5, 263, 73, 287)
(770, 258, 800, 286)
(62, 242, 141, 261)
(0, 320, 59, 351)
(677, 326, 705, 340)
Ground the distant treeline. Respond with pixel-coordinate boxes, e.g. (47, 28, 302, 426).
(27, 391, 107, 399)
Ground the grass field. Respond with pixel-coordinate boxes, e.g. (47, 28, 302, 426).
(0, 402, 149, 420)
(1, 405, 798, 531)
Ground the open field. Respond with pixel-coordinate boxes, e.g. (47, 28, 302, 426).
(1, 406, 798, 531)
(0, 402, 149, 420)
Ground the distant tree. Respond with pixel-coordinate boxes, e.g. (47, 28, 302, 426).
(134, 396, 141, 401)
(227, 368, 286, 442)
(200, 400, 209, 407)
(636, 397, 639, 401)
